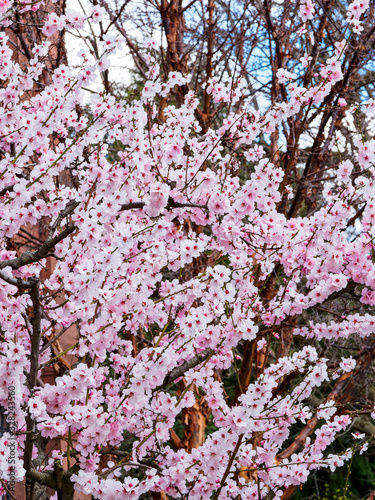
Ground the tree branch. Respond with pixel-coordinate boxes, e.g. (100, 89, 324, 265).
(0, 269, 32, 288)
(39, 323, 78, 355)
(27, 469, 56, 489)
(154, 347, 213, 391)
(120, 198, 208, 212)
(0, 225, 76, 271)
(48, 200, 80, 238)
(24, 278, 42, 498)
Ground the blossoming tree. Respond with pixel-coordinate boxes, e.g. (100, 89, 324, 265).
(1, 0, 375, 499)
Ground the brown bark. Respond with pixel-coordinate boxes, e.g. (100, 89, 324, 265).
(179, 383, 210, 452)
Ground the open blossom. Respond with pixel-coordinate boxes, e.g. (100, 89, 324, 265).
(360, 287, 375, 305)
(257, 338, 267, 351)
(145, 37, 158, 48)
(339, 357, 356, 373)
(364, 98, 375, 114)
(300, 53, 312, 67)
(298, 0, 315, 21)
(0, 0, 12, 16)
(352, 431, 366, 440)
(28, 396, 48, 419)
(337, 159, 353, 181)
(276, 68, 297, 84)
(142, 80, 162, 99)
(65, 9, 86, 28)
(91, 5, 105, 22)
(42, 13, 66, 36)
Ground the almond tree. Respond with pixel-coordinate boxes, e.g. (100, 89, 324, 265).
(0, 1, 375, 500)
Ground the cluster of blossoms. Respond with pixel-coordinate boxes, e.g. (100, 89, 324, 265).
(0, 1, 374, 499)
(346, 0, 369, 33)
(206, 77, 247, 104)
